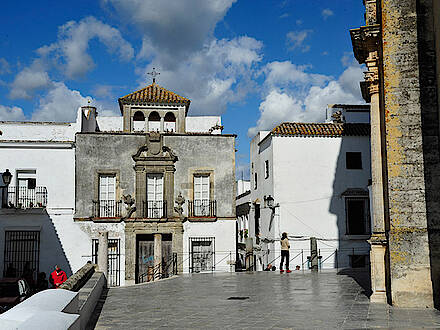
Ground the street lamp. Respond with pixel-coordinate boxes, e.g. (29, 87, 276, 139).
(264, 195, 275, 208)
(2, 169, 12, 186)
(2, 169, 12, 208)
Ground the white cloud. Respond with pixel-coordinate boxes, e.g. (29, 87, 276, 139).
(38, 16, 134, 79)
(31, 82, 92, 122)
(286, 30, 312, 52)
(248, 90, 303, 137)
(322, 8, 334, 19)
(248, 61, 365, 136)
(0, 105, 26, 121)
(0, 58, 11, 75)
(139, 36, 263, 115)
(105, 0, 236, 65)
(9, 16, 134, 102)
(263, 61, 329, 90)
(9, 60, 52, 99)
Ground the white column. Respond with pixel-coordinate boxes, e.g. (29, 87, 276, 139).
(154, 233, 162, 279)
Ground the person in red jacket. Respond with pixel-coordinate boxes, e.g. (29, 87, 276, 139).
(49, 265, 67, 288)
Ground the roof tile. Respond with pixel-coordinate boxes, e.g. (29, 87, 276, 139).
(271, 122, 370, 137)
(118, 82, 190, 110)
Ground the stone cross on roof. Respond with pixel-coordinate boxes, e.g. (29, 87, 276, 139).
(147, 67, 160, 84)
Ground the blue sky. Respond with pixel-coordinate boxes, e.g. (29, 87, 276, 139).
(0, 0, 366, 178)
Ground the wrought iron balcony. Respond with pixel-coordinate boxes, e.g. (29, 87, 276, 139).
(93, 200, 123, 218)
(142, 200, 167, 219)
(188, 200, 217, 217)
(7, 186, 48, 209)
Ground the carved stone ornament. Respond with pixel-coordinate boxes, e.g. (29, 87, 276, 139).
(174, 193, 185, 221)
(122, 194, 136, 220)
(365, 0, 378, 26)
(331, 111, 344, 123)
(132, 133, 178, 162)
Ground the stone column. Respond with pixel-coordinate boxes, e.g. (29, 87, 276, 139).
(124, 228, 136, 285)
(123, 105, 131, 132)
(98, 232, 108, 281)
(160, 116, 164, 133)
(310, 237, 318, 271)
(365, 52, 387, 303)
(154, 233, 162, 279)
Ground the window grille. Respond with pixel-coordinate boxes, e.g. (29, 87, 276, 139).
(4, 231, 40, 283)
(189, 237, 215, 273)
(92, 238, 121, 286)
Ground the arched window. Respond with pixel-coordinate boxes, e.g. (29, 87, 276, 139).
(164, 112, 176, 132)
(148, 111, 161, 132)
(133, 111, 145, 132)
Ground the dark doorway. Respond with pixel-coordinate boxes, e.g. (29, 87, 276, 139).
(136, 234, 173, 283)
(136, 234, 154, 283)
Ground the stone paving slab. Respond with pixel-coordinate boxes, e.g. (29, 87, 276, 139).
(92, 270, 440, 329)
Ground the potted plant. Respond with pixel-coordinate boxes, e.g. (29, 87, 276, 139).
(244, 229, 249, 239)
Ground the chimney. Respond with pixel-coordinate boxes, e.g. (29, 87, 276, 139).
(80, 105, 98, 132)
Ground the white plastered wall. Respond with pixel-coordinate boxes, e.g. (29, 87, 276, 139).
(183, 220, 236, 273)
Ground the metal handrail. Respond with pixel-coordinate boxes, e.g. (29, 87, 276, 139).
(188, 200, 217, 217)
(7, 186, 48, 208)
(138, 253, 177, 283)
(92, 200, 123, 218)
(141, 200, 167, 218)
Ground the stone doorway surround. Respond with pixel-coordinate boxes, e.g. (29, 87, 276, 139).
(125, 221, 183, 285)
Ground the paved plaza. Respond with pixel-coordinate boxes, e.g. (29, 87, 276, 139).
(91, 270, 440, 329)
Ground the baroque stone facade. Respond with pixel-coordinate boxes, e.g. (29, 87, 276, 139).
(351, 0, 440, 307)
(74, 83, 236, 284)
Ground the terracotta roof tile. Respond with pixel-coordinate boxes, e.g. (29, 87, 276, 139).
(271, 122, 370, 137)
(118, 82, 190, 112)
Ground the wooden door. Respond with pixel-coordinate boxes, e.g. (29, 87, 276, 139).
(137, 238, 154, 283)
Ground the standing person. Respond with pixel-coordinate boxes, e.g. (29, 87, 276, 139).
(280, 232, 291, 273)
(49, 265, 67, 288)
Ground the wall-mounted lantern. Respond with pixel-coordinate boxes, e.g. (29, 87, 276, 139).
(265, 195, 274, 208)
(2, 169, 12, 186)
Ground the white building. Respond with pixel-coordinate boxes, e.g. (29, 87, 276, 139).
(0, 83, 236, 287)
(247, 104, 372, 271)
(235, 180, 251, 270)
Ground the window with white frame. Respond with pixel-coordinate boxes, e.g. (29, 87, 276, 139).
(146, 173, 164, 218)
(99, 175, 116, 217)
(264, 160, 269, 179)
(194, 175, 210, 216)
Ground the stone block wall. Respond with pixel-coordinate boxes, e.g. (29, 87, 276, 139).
(382, 0, 439, 307)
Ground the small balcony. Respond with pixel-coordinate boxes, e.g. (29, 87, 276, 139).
(93, 200, 123, 218)
(141, 200, 167, 219)
(6, 186, 48, 209)
(188, 200, 217, 217)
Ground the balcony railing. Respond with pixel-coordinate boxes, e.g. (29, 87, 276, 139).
(93, 200, 123, 218)
(7, 186, 48, 209)
(188, 200, 217, 217)
(142, 200, 167, 219)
